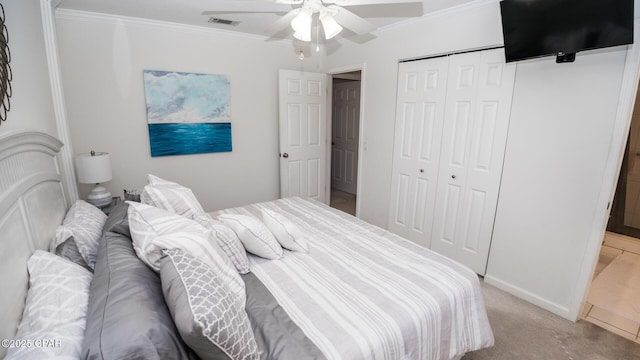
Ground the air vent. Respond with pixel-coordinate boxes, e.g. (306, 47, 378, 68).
(208, 17, 239, 26)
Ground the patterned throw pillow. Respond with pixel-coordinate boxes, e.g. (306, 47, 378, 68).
(261, 208, 309, 253)
(218, 214, 283, 260)
(194, 214, 250, 274)
(127, 201, 246, 305)
(140, 174, 205, 219)
(5, 250, 92, 360)
(54, 200, 107, 269)
(160, 249, 259, 360)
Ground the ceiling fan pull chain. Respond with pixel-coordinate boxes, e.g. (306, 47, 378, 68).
(316, 19, 320, 52)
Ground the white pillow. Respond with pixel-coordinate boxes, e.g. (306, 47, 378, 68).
(53, 199, 107, 269)
(5, 250, 92, 360)
(194, 214, 250, 274)
(140, 174, 205, 218)
(127, 201, 246, 305)
(217, 214, 283, 260)
(261, 208, 309, 253)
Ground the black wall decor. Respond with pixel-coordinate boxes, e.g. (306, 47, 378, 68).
(0, 4, 11, 126)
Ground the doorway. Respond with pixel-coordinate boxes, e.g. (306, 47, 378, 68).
(329, 71, 361, 216)
(607, 103, 640, 239)
(582, 83, 640, 344)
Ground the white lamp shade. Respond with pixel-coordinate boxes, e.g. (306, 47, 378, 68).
(76, 151, 112, 184)
(320, 13, 342, 40)
(291, 8, 312, 34)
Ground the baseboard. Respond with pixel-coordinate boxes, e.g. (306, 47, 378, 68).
(484, 275, 573, 321)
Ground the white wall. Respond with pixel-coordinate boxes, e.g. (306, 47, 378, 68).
(486, 50, 627, 318)
(55, 11, 323, 211)
(0, 0, 57, 136)
(325, 2, 629, 319)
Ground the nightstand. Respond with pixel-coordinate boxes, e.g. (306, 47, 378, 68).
(101, 197, 121, 215)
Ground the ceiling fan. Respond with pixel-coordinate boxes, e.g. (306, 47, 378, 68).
(202, 0, 422, 42)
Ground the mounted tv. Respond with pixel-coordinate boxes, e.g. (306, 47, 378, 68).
(500, 0, 634, 63)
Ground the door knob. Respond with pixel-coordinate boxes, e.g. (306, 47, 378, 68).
(282, 153, 289, 158)
(451, 174, 456, 179)
(419, 169, 424, 173)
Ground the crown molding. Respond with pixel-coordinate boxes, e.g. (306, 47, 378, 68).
(55, 8, 292, 45)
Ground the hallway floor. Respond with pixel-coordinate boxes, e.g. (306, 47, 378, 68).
(329, 189, 356, 216)
(582, 232, 640, 344)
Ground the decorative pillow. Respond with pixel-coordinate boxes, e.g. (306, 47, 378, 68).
(261, 208, 310, 253)
(82, 202, 198, 360)
(140, 174, 205, 218)
(218, 213, 283, 260)
(54, 236, 93, 273)
(194, 214, 250, 274)
(160, 249, 259, 360)
(127, 201, 246, 304)
(5, 250, 91, 360)
(54, 199, 107, 269)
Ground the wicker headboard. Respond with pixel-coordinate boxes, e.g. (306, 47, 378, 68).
(0, 130, 67, 357)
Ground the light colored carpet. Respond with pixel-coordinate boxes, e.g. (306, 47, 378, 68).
(588, 252, 640, 323)
(463, 281, 640, 360)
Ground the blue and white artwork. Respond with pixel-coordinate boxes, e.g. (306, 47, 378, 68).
(143, 70, 232, 157)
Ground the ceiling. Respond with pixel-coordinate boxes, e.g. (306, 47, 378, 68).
(57, 0, 479, 42)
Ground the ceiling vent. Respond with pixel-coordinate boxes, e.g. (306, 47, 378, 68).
(208, 17, 239, 26)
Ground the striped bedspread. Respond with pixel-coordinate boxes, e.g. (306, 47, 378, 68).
(210, 197, 493, 360)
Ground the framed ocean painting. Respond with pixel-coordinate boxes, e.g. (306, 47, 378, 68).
(143, 70, 232, 157)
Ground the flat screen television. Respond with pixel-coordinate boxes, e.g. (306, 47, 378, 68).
(500, 0, 634, 63)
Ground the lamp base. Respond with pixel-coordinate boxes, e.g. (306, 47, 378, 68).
(87, 185, 112, 208)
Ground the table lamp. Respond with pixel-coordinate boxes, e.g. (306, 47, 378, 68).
(76, 150, 112, 207)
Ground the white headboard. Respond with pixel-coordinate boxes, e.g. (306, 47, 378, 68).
(0, 130, 67, 357)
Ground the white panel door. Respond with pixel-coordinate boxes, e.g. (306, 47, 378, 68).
(430, 49, 516, 275)
(278, 69, 328, 202)
(388, 57, 449, 247)
(331, 81, 360, 195)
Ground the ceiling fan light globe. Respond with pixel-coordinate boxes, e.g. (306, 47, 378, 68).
(320, 13, 342, 40)
(290, 7, 312, 33)
(293, 30, 311, 42)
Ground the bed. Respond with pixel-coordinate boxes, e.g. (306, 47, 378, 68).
(0, 130, 494, 360)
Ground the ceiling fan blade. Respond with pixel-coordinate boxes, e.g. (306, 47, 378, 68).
(202, 1, 293, 14)
(325, 0, 421, 5)
(265, 8, 302, 34)
(326, 5, 376, 35)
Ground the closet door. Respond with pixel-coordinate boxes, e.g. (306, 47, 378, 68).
(430, 49, 516, 275)
(388, 57, 449, 247)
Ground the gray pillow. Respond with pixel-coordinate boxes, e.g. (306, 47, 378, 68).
(101, 201, 130, 237)
(160, 249, 259, 360)
(82, 203, 197, 360)
(54, 236, 93, 273)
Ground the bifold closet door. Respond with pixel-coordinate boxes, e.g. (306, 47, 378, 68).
(430, 49, 516, 275)
(388, 48, 515, 275)
(387, 57, 449, 247)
